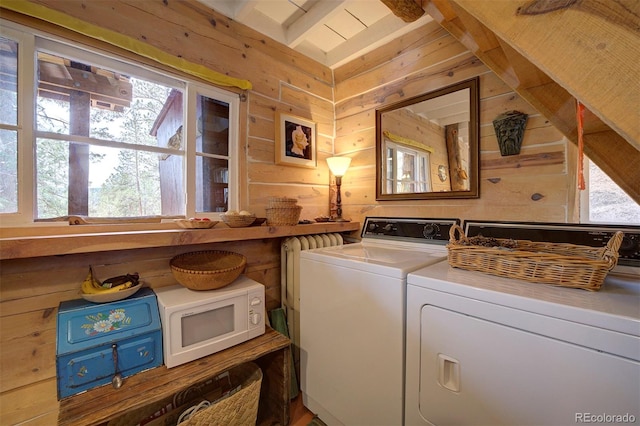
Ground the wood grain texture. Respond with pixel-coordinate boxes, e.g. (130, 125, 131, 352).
(334, 16, 575, 225)
(0, 226, 357, 424)
(429, 0, 640, 202)
(58, 328, 290, 426)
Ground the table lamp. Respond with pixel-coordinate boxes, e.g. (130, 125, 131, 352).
(327, 156, 351, 222)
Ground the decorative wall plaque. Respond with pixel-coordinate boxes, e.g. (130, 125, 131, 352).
(493, 110, 528, 156)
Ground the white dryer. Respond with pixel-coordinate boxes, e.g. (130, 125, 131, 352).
(405, 222, 640, 426)
(300, 217, 459, 426)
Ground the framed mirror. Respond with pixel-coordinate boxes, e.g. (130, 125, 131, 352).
(375, 77, 479, 200)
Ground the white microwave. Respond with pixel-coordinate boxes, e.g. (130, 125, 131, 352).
(154, 276, 265, 368)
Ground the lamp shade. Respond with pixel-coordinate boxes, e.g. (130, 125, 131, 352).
(326, 157, 351, 176)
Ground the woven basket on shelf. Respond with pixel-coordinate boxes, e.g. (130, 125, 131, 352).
(170, 250, 246, 290)
(179, 362, 262, 426)
(266, 205, 302, 226)
(267, 196, 298, 209)
(446, 224, 623, 291)
(111, 362, 263, 426)
(221, 214, 256, 228)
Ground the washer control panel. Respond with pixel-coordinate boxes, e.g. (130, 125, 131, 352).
(362, 217, 460, 245)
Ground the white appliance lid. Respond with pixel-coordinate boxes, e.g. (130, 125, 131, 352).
(407, 260, 640, 336)
(300, 240, 448, 278)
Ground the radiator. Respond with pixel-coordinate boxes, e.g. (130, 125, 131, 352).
(281, 233, 344, 373)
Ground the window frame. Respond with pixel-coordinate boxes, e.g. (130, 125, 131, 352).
(383, 140, 432, 194)
(0, 24, 36, 225)
(0, 19, 240, 227)
(579, 156, 640, 225)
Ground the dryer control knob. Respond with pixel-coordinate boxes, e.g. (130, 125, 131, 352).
(423, 224, 440, 238)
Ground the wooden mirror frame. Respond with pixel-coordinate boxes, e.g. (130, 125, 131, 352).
(375, 77, 480, 200)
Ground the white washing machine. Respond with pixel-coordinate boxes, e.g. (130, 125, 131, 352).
(405, 221, 640, 426)
(300, 217, 459, 426)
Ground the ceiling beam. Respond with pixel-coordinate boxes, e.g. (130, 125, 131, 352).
(286, 0, 346, 48)
(424, 0, 640, 203)
(230, 0, 258, 20)
(326, 12, 433, 68)
(380, 0, 425, 22)
(453, 0, 640, 150)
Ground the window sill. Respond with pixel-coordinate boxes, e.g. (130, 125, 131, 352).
(0, 221, 360, 260)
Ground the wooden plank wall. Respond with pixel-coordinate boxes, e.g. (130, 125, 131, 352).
(334, 20, 576, 224)
(0, 1, 336, 423)
(0, 2, 578, 424)
(0, 239, 283, 425)
(5, 0, 336, 221)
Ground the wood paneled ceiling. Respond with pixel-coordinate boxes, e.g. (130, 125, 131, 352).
(194, 0, 433, 68)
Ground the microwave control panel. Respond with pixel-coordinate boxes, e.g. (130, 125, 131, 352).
(248, 286, 265, 333)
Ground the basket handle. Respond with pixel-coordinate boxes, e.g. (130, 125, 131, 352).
(601, 231, 624, 270)
(449, 224, 468, 244)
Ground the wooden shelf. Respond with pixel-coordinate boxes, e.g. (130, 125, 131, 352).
(58, 327, 291, 426)
(0, 222, 360, 260)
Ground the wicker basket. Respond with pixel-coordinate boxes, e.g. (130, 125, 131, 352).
(267, 196, 298, 209)
(179, 362, 262, 426)
(221, 214, 256, 228)
(446, 224, 623, 291)
(170, 250, 246, 290)
(111, 362, 262, 426)
(266, 205, 302, 226)
(175, 219, 219, 229)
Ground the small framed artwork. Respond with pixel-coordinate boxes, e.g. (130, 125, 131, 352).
(275, 112, 317, 168)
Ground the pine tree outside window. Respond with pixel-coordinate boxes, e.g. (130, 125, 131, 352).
(0, 21, 239, 226)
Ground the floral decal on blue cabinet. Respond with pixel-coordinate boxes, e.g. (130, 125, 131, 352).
(81, 308, 131, 335)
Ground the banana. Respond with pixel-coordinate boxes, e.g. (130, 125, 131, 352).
(81, 267, 103, 294)
(81, 268, 137, 294)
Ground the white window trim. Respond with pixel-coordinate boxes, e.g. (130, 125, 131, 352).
(0, 19, 239, 227)
(186, 83, 240, 215)
(0, 24, 35, 226)
(384, 140, 432, 193)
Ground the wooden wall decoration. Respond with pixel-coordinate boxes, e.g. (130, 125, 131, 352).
(493, 110, 528, 156)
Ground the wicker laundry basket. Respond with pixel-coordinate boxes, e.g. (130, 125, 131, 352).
(446, 224, 623, 291)
(108, 362, 263, 426)
(179, 362, 263, 425)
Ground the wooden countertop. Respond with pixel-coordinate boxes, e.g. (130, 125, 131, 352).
(0, 222, 360, 260)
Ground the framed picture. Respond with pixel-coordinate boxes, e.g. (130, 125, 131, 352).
(275, 112, 317, 168)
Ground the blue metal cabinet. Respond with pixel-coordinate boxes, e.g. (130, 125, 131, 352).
(56, 287, 163, 399)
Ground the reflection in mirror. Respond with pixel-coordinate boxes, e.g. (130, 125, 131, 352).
(376, 77, 479, 200)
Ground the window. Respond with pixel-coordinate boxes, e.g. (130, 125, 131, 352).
(0, 34, 20, 214)
(0, 21, 239, 226)
(581, 157, 640, 225)
(384, 141, 431, 194)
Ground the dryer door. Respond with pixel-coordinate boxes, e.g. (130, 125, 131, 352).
(417, 304, 640, 425)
